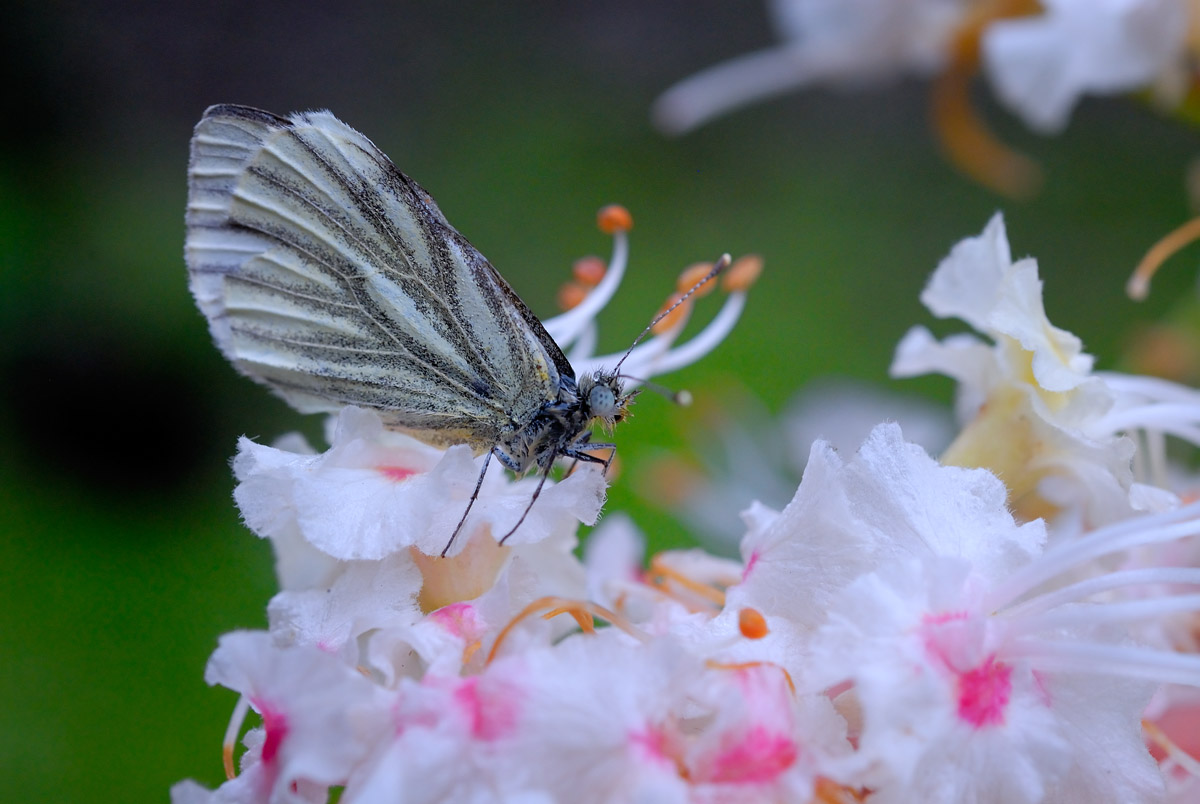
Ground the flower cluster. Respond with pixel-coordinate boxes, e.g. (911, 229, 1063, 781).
(177, 213, 1200, 803)
(653, 0, 1197, 198)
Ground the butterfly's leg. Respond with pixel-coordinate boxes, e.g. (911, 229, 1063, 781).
(568, 443, 617, 474)
(440, 448, 495, 557)
(497, 447, 558, 546)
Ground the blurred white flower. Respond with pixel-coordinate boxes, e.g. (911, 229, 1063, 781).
(639, 381, 952, 552)
(654, 0, 1198, 199)
(982, 0, 1190, 133)
(893, 214, 1200, 527)
(653, 0, 971, 135)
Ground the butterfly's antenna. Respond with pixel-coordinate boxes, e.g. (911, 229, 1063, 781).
(612, 253, 731, 375)
(617, 374, 693, 406)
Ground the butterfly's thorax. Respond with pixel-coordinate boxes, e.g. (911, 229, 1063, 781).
(495, 371, 631, 473)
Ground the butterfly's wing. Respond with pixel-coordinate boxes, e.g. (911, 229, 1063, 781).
(185, 105, 573, 449)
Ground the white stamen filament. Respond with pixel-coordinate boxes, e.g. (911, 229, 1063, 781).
(1098, 372, 1200, 405)
(1014, 595, 1200, 633)
(1092, 404, 1200, 445)
(223, 694, 251, 772)
(985, 500, 1200, 611)
(572, 304, 691, 385)
(635, 291, 747, 377)
(652, 46, 814, 135)
(1004, 640, 1200, 687)
(542, 230, 628, 349)
(1002, 568, 1200, 620)
(566, 321, 598, 367)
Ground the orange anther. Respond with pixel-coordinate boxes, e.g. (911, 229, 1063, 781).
(597, 204, 633, 234)
(651, 293, 691, 335)
(738, 607, 769, 639)
(223, 743, 236, 781)
(676, 262, 719, 298)
(813, 777, 868, 803)
(722, 254, 763, 293)
(1127, 216, 1200, 300)
(556, 281, 589, 311)
(572, 255, 607, 286)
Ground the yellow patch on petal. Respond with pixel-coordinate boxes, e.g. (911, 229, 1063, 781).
(411, 529, 509, 614)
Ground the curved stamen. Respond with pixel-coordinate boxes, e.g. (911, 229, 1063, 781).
(647, 555, 727, 608)
(1002, 567, 1200, 620)
(565, 320, 598, 365)
(985, 499, 1200, 611)
(930, 0, 1043, 199)
(637, 291, 747, 377)
(1127, 216, 1200, 300)
(1016, 595, 1200, 633)
(542, 221, 629, 349)
(1092, 403, 1200, 446)
(486, 596, 649, 664)
(222, 694, 251, 780)
(652, 45, 817, 135)
(1004, 639, 1200, 687)
(705, 659, 797, 695)
(1098, 370, 1200, 403)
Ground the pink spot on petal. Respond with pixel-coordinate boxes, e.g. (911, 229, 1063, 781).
(430, 602, 483, 640)
(252, 700, 290, 766)
(742, 551, 760, 580)
(454, 677, 521, 741)
(376, 465, 417, 482)
(957, 656, 1012, 729)
(629, 726, 677, 768)
(705, 725, 798, 783)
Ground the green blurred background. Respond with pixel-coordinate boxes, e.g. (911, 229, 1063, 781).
(1, 2, 1196, 800)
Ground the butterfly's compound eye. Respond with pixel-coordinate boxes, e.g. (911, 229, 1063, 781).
(588, 382, 620, 419)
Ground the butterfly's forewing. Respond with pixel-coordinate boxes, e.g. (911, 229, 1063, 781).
(185, 105, 572, 449)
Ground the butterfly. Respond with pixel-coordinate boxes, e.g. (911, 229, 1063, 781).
(185, 105, 661, 555)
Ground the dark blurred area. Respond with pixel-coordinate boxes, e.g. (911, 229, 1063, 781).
(1, 2, 1196, 801)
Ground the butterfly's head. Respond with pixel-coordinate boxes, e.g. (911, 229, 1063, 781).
(581, 371, 636, 430)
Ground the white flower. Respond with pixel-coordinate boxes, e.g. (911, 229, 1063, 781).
(982, 0, 1190, 133)
(640, 381, 953, 553)
(892, 214, 1154, 525)
(732, 423, 1200, 801)
(730, 424, 1044, 643)
(233, 405, 607, 561)
(174, 631, 390, 804)
(810, 555, 1166, 803)
(479, 631, 850, 802)
(652, 0, 971, 135)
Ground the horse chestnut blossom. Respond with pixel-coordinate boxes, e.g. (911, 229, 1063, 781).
(654, 0, 1197, 198)
(176, 218, 1200, 803)
(893, 213, 1200, 530)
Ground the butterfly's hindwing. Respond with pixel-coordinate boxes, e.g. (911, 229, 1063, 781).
(186, 105, 571, 449)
